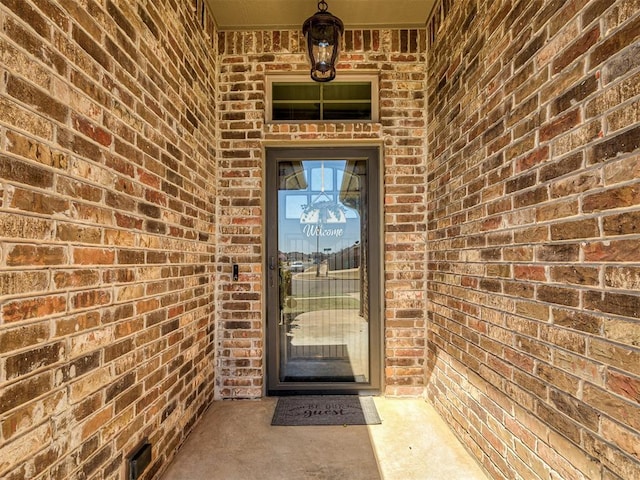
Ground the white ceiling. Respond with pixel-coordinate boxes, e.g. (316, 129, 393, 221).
(206, 0, 437, 30)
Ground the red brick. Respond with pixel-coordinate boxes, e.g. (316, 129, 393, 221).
(72, 114, 113, 146)
(73, 248, 115, 265)
(583, 184, 640, 212)
(6, 245, 67, 266)
(607, 371, 640, 403)
(552, 25, 600, 73)
(590, 14, 640, 68)
(516, 146, 549, 173)
(583, 239, 640, 262)
(2, 295, 67, 323)
(427, 0, 640, 476)
(71, 290, 111, 310)
(540, 108, 581, 142)
(514, 265, 546, 281)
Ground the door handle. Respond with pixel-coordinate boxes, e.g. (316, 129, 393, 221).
(269, 256, 276, 288)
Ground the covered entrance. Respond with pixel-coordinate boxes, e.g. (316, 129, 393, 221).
(265, 146, 382, 394)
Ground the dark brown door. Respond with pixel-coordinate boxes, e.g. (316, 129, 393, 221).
(266, 147, 382, 394)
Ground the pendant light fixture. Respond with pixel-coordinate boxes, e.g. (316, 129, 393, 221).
(302, 0, 344, 82)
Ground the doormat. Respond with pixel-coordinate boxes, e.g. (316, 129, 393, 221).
(271, 396, 381, 426)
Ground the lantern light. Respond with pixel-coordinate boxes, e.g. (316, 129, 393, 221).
(302, 0, 344, 82)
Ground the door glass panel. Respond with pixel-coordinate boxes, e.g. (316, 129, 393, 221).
(277, 159, 369, 383)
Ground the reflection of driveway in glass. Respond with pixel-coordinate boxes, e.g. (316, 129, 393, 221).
(291, 268, 360, 297)
(286, 308, 369, 379)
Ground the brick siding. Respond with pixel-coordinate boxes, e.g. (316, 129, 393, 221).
(1, 0, 639, 479)
(0, 1, 217, 479)
(426, 0, 640, 479)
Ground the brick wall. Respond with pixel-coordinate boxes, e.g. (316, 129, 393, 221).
(0, 1, 217, 479)
(216, 28, 428, 397)
(4, 0, 637, 478)
(426, 0, 640, 479)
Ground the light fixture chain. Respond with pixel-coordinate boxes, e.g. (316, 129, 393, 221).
(318, 0, 328, 12)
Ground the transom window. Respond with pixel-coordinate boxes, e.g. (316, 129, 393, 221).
(266, 74, 378, 122)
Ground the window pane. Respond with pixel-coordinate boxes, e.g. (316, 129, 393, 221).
(324, 82, 371, 101)
(323, 102, 372, 120)
(273, 103, 321, 121)
(273, 83, 320, 101)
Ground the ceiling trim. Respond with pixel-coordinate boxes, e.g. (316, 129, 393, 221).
(206, 0, 436, 32)
(211, 21, 429, 32)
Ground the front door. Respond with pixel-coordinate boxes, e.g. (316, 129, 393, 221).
(266, 147, 382, 394)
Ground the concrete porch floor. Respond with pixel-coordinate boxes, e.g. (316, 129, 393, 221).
(161, 397, 489, 480)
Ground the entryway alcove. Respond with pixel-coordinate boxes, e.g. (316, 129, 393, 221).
(0, 1, 638, 480)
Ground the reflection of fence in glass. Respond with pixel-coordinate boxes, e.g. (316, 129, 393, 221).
(327, 242, 360, 270)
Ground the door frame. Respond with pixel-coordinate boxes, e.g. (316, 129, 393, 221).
(264, 145, 384, 395)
